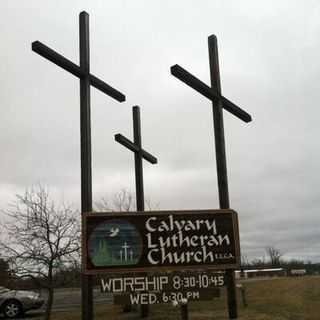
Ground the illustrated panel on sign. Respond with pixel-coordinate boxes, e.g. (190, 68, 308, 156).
(88, 220, 143, 266)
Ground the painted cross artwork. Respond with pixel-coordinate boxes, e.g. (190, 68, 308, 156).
(88, 220, 143, 267)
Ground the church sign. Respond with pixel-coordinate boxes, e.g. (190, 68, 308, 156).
(82, 209, 240, 274)
(100, 271, 224, 304)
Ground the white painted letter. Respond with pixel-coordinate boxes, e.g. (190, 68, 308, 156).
(146, 217, 157, 232)
(147, 249, 159, 264)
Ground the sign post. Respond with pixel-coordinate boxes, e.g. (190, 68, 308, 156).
(32, 12, 126, 320)
(171, 35, 252, 319)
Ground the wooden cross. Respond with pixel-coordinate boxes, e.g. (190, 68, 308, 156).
(171, 34, 252, 319)
(115, 106, 157, 211)
(171, 59, 251, 122)
(32, 11, 126, 320)
(115, 106, 156, 318)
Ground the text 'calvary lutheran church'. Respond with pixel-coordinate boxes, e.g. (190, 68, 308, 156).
(83, 209, 240, 274)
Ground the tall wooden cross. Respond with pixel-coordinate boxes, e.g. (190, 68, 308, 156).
(171, 35, 252, 319)
(115, 106, 157, 211)
(32, 11, 126, 320)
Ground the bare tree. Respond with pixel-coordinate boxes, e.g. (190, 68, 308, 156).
(95, 188, 158, 212)
(95, 188, 134, 212)
(250, 257, 267, 268)
(240, 254, 250, 268)
(145, 196, 160, 211)
(112, 189, 134, 211)
(0, 186, 80, 320)
(265, 246, 283, 267)
(0, 258, 10, 286)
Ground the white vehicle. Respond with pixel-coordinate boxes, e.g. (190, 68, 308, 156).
(0, 286, 45, 318)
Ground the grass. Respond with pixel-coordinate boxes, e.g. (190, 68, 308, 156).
(48, 276, 320, 320)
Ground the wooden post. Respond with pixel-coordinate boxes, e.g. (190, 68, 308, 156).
(133, 106, 145, 212)
(180, 304, 188, 320)
(79, 12, 94, 320)
(237, 284, 248, 308)
(208, 34, 238, 319)
(133, 107, 148, 318)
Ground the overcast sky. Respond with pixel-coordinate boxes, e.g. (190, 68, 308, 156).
(1, 0, 319, 263)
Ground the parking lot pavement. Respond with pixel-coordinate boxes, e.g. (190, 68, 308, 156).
(0, 310, 43, 319)
(38, 287, 112, 309)
(0, 288, 113, 319)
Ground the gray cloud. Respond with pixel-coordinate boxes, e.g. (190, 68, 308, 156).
(1, 0, 320, 262)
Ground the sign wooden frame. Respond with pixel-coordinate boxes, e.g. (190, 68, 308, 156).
(82, 209, 240, 274)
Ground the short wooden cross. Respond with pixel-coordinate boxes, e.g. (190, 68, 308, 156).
(115, 106, 156, 318)
(115, 106, 157, 211)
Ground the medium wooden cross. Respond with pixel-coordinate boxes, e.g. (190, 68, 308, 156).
(171, 55, 251, 122)
(32, 11, 126, 320)
(171, 34, 252, 319)
(115, 106, 157, 211)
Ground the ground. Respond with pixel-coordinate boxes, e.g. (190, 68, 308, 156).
(2, 276, 319, 320)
